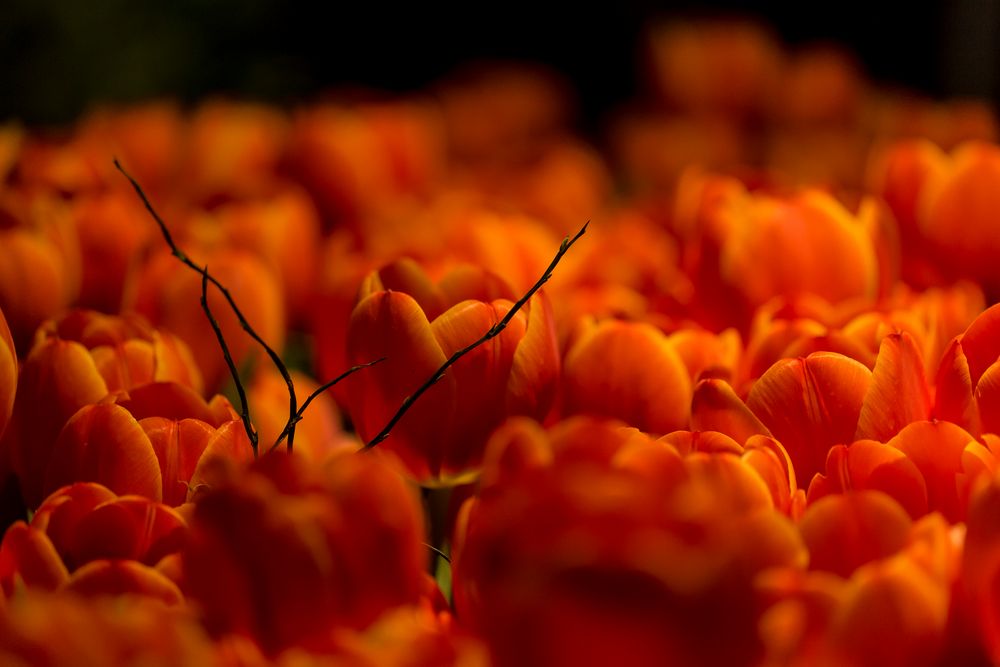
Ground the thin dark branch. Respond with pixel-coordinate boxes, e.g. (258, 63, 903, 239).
(423, 542, 451, 564)
(363, 221, 589, 451)
(114, 158, 298, 454)
(268, 357, 386, 454)
(201, 270, 258, 456)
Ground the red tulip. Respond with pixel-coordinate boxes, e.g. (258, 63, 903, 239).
(454, 415, 805, 667)
(562, 318, 691, 434)
(345, 260, 559, 484)
(183, 451, 426, 656)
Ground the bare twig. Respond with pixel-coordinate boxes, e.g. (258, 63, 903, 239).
(363, 221, 589, 451)
(268, 357, 386, 454)
(200, 270, 258, 455)
(115, 158, 297, 455)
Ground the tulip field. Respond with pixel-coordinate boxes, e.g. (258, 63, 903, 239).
(5, 19, 1000, 667)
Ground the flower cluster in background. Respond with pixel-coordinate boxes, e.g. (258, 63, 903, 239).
(1, 18, 1000, 667)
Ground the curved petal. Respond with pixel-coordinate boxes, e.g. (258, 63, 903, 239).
(0, 521, 68, 594)
(66, 559, 183, 605)
(44, 403, 162, 502)
(142, 417, 217, 507)
(0, 305, 15, 442)
(956, 302, 1000, 387)
(888, 420, 978, 522)
(345, 290, 449, 481)
(506, 292, 560, 421)
(799, 491, 912, 577)
(431, 299, 523, 477)
(856, 332, 932, 442)
(975, 361, 1000, 437)
(690, 378, 771, 444)
(117, 382, 222, 426)
(71, 497, 187, 567)
(5, 338, 109, 506)
(747, 352, 872, 483)
(933, 337, 979, 435)
(563, 320, 692, 435)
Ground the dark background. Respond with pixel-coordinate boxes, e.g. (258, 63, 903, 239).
(1, 1, 997, 130)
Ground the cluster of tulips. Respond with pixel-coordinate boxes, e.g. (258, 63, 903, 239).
(3, 18, 1000, 667)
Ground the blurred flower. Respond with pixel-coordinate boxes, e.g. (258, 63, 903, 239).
(454, 415, 805, 667)
(182, 451, 426, 656)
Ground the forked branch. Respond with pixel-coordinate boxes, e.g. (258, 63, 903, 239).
(363, 221, 589, 450)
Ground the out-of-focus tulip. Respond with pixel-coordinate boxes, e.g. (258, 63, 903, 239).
(0, 190, 82, 351)
(1, 310, 205, 506)
(195, 186, 321, 325)
(1, 482, 188, 603)
(248, 367, 352, 463)
(345, 260, 559, 484)
(289, 101, 445, 227)
(916, 141, 1000, 290)
(798, 491, 913, 578)
(180, 100, 289, 202)
(437, 64, 571, 167)
(454, 415, 806, 667)
(644, 19, 782, 116)
(672, 171, 885, 331)
(0, 306, 14, 442)
(70, 191, 155, 313)
(125, 245, 285, 392)
(963, 474, 1000, 662)
(0, 591, 220, 666)
(562, 318, 691, 434)
(770, 47, 864, 126)
(183, 451, 426, 656)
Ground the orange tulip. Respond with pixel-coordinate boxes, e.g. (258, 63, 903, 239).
(644, 19, 782, 116)
(182, 451, 426, 656)
(0, 306, 14, 443)
(345, 260, 559, 484)
(247, 367, 351, 463)
(935, 302, 1000, 437)
(124, 245, 285, 392)
(0, 190, 82, 351)
(562, 318, 691, 435)
(798, 491, 913, 578)
(913, 141, 1000, 290)
(453, 415, 805, 667)
(0, 591, 219, 665)
(289, 101, 445, 227)
(70, 191, 155, 313)
(180, 100, 289, 202)
(0, 481, 188, 604)
(963, 473, 1000, 662)
(43, 382, 251, 505)
(1, 310, 204, 506)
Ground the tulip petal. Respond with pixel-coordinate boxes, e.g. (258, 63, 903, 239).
(563, 320, 692, 435)
(506, 293, 559, 419)
(66, 559, 183, 605)
(888, 420, 978, 522)
(975, 362, 1000, 437)
(956, 302, 1000, 387)
(856, 332, 932, 442)
(346, 291, 449, 481)
(747, 352, 872, 483)
(44, 404, 162, 502)
(690, 378, 771, 443)
(799, 491, 912, 577)
(933, 337, 979, 435)
(0, 521, 69, 594)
